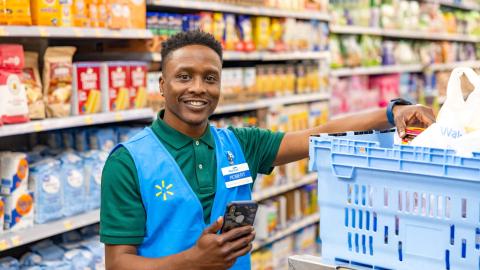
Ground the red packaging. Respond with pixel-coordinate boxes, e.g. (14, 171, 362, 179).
(0, 44, 29, 124)
(128, 62, 147, 109)
(0, 44, 24, 70)
(72, 63, 102, 115)
(101, 62, 130, 112)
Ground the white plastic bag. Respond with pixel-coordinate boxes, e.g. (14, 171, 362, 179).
(411, 67, 480, 156)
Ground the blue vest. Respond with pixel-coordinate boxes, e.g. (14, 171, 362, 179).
(116, 126, 252, 269)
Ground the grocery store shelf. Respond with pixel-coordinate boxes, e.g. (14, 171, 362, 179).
(151, 51, 330, 62)
(0, 210, 99, 252)
(0, 26, 153, 39)
(430, 60, 480, 71)
(253, 213, 320, 251)
(437, 0, 480, 11)
(148, 0, 330, 21)
(214, 92, 330, 114)
(331, 64, 423, 77)
(0, 109, 154, 138)
(253, 173, 317, 201)
(329, 25, 479, 42)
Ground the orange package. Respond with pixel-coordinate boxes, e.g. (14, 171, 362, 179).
(88, 3, 99, 27)
(59, 0, 73, 27)
(0, 0, 6, 25)
(107, 0, 128, 29)
(5, 0, 32, 25)
(128, 0, 145, 29)
(31, 0, 60, 26)
(73, 0, 89, 27)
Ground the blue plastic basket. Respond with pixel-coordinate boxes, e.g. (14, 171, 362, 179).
(309, 130, 480, 270)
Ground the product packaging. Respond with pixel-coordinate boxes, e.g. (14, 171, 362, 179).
(29, 158, 63, 224)
(128, 62, 148, 109)
(43, 46, 76, 118)
(0, 196, 4, 232)
(88, 2, 100, 28)
(4, 189, 34, 231)
(0, 44, 29, 124)
(58, 152, 86, 217)
(72, 62, 102, 115)
(107, 0, 129, 29)
(128, 0, 146, 29)
(23, 52, 45, 119)
(31, 0, 61, 26)
(212, 12, 225, 47)
(72, 0, 89, 27)
(101, 62, 130, 112)
(0, 257, 19, 269)
(88, 128, 117, 151)
(236, 15, 255, 52)
(82, 150, 107, 210)
(59, 0, 73, 27)
(253, 17, 270, 51)
(0, 152, 29, 195)
(5, 0, 32, 25)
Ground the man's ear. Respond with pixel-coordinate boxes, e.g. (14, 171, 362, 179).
(159, 75, 165, 96)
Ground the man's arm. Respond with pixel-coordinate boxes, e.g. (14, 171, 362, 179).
(273, 105, 435, 166)
(105, 217, 256, 270)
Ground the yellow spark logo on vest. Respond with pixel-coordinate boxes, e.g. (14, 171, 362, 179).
(155, 180, 174, 201)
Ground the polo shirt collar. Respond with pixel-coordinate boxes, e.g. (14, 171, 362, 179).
(152, 110, 215, 149)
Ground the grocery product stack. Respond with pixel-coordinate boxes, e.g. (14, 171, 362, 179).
(0, 0, 479, 269)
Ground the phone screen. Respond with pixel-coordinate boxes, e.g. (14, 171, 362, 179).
(221, 200, 258, 233)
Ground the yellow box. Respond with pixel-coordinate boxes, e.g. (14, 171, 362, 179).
(59, 0, 73, 27)
(73, 0, 89, 27)
(5, 0, 32, 25)
(31, 0, 61, 26)
(253, 17, 270, 51)
(128, 0, 145, 29)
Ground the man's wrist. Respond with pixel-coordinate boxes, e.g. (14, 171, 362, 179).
(386, 98, 412, 126)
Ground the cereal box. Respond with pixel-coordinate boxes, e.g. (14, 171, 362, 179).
(101, 62, 130, 112)
(31, 0, 61, 26)
(128, 62, 147, 109)
(5, 0, 32, 25)
(72, 62, 102, 115)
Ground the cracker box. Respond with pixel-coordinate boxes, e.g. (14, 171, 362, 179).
(72, 62, 102, 115)
(101, 62, 130, 112)
(4, 190, 34, 231)
(0, 152, 29, 195)
(128, 62, 147, 109)
(31, 0, 61, 26)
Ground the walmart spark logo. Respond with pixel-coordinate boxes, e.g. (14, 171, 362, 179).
(155, 180, 174, 201)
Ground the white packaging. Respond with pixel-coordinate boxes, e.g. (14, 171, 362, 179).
(0, 152, 29, 195)
(0, 196, 5, 232)
(4, 190, 34, 231)
(243, 68, 256, 92)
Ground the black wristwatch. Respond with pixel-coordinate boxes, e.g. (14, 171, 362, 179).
(387, 98, 413, 126)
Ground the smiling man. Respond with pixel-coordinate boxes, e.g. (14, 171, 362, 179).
(101, 31, 435, 270)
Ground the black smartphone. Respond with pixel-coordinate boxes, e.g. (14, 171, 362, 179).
(221, 200, 258, 233)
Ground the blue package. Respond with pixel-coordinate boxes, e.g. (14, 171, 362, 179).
(75, 129, 89, 152)
(30, 158, 63, 224)
(0, 256, 20, 270)
(64, 249, 94, 269)
(81, 150, 107, 210)
(89, 128, 117, 152)
(30, 240, 65, 261)
(79, 224, 100, 237)
(46, 132, 63, 150)
(58, 152, 86, 217)
(116, 127, 143, 143)
(38, 261, 71, 270)
(20, 267, 42, 270)
(81, 237, 104, 262)
(61, 130, 75, 150)
(19, 252, 42, 267)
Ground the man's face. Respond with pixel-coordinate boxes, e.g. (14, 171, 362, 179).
(160, 44, 222, 127)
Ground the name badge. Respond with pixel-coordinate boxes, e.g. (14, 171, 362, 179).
(221, 163, 253, 188)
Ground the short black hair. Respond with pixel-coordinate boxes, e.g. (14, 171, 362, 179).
(161, 30, 223, 70)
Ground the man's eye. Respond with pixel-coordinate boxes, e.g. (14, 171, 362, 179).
(206, 75, 217, 82)
(177, 74, 190, 80)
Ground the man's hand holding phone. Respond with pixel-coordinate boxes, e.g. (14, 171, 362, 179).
(186, 216, 256, 270)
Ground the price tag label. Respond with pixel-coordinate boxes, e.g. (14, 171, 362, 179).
(39, 27, 49, 37)
(85, 116, 94, 125)
(114, 112, 123, 121)
(33, 123, 44, 132)
(0, 240, 9, 251)
(64, 220, 73, 230)
(11, 236, 21, 246)
(73, 28, 83, 37)
(0, 27, 7, 36)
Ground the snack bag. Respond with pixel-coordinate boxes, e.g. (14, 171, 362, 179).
(23, 52, 45, 119)
(101, 62, 130, 111)
(253, 17, 270, 51)
(212, 12, 225, 46)
(5, 0, 32, 25)
(31, 0, 61, 26)
(72, 62, 102, 115)
(128, 62, 147, 109)
(43, 46, 76, 118)
(0, 44, 29, 124)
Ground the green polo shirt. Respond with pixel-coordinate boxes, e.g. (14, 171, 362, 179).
(100, 112, 284, 245)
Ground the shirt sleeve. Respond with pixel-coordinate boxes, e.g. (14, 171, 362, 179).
(100, 146, 146, 245)
(229, 127, 285, 179)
